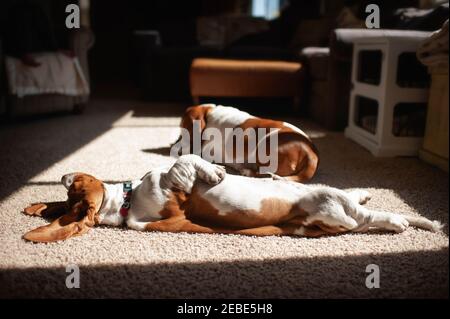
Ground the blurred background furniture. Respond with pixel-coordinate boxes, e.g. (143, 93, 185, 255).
(134, 15, 277, 101)
(420, 65, 449, 171)
(299, 2, 449, 130)
(1, 27, 94, 117)
(418, 20, 449, 171)
(134, 1, 448, 122)
(0, 38, 5, 115)
(344, 30, 431, 156)
(131, 1, 340, 102)
(1, 0, 447, 125)
(190, 58, 304, 109)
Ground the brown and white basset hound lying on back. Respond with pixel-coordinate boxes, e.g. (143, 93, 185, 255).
(175, 104, 319, 182)
(23, 155, 442, 243)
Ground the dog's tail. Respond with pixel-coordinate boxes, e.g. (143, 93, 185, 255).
(403, 215, 444, 232)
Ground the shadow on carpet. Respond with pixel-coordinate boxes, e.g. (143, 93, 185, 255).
(1, 248, 447, 299)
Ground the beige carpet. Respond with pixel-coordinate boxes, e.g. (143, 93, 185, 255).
(0, 98, 448, 298)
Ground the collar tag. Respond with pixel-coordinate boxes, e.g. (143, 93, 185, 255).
(120, 182, 132, 217)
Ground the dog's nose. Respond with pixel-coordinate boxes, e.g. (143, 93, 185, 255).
(61, 173, 77, 189)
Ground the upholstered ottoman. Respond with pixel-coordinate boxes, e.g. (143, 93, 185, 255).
(190, 58, 305, 109)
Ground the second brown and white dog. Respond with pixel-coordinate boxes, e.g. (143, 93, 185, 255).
(23, 155, 442, 243)
(176, 104, 319, 182)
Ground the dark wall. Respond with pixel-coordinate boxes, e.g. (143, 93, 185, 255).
(0, 0, 73, 48)
(90, 0, 204, 84)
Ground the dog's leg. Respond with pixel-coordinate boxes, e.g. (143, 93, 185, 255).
(296, 188, 360, 233)
(233, 224, 332, 237)
(292, 225, 342, 237)
(296, 187, 412, 233)
(347, 190, 372, 205)
(130, 210, 341, 237)
(351, 206, 442, 233)
(23, 201, 67, 218)
(226, 214, 338, 237)
(233, 225, 286, 236)
(351, 207, 412, 233)
(162, 154, 226, 193)
(298, 187, 442, 233)
(137, 217, 332, 237)
(337, 190, 409, 232)
(144, 216, 220, 233)
(127, 215, 228, 234)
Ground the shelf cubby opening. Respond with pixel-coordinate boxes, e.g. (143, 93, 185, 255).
(354, 95, 379, 135)
(392, 102, 427, 137)
(396, 52, 430, 88)
(357, 50, 382, 85)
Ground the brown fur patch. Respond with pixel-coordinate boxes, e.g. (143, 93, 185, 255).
(182, 186, 307, 229)
(236, 118, 319, 182)
(157, 189, 188, 219)
(179, 105, 214, 152)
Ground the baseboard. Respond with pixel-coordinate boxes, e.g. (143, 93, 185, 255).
(419, 148, 449, 172)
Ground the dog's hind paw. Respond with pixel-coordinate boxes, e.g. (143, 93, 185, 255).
(199, 164, 226, 185)
(386, 215, 409, 233)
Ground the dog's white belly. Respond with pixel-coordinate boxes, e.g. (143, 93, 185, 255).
(129, 169, 169, 222)
(195, 174, 307, 215)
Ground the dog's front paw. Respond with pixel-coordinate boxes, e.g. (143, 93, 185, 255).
(23, 203, 47, 216)
(199, 164, 226, 185)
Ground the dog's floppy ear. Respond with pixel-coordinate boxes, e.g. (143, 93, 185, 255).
(23, 172, 104, 243)
(178, 105, 213, 154)
(23, 201, 96, 242)
(180, 105, 212, 137)
(61, 172, 81, 189)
